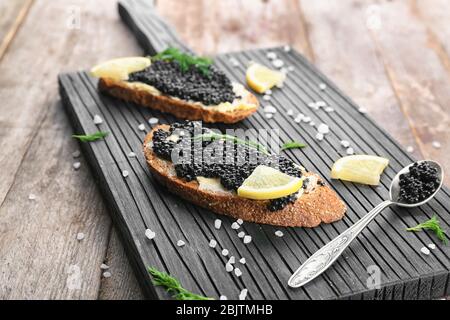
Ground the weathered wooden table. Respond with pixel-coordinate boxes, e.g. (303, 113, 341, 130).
(0, 0, 448, 299)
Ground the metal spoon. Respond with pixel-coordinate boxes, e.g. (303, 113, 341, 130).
(288, 160, 444, 288)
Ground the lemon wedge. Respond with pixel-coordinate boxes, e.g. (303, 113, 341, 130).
(237, 165, 303, 200)
(246, 63, 286, 94)
(90, 57, 151, 81)
(331, 155, 389, 185)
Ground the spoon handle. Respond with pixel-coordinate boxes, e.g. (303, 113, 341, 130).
(288, 200, 392, 288)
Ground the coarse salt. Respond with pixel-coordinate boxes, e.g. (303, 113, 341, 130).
(225, 263, 234, 272)
(177, 240, 186, 247)
(234, 268, 242, 277)
(100, 264, 110, 270)
(209, 239, 217, 248)
(228, 256, 235, 264)
(214, 219, 222, 230)
(317, 123, 330, 135)
(358, 107, 368, 114)
(222, 249, 229, 256)
(28, 193, 36, 200)
(76, 232, 85, 241)
(145, 229, 156, 240)
(229, 57, 240, 67)
(316, 101, 327, 108)
(237, 231, 245, 238)
(316, 133, 324, 141)
(308, 102, 317, 108)
(122, 170, 129, 178)
(237, 219, 244, 225)
(72, 150, 81, 158)
(420, 247, 430, 255)
(128, 151, 136, 158)
(239, 257, 246, 264)
(93, 114, 103, 125)
(239, 288, 248, 300)
(272, 59, 284, 68)
(103, 271, 112, 278)
(265, 89, 272, 95)
(302, 116, 311, 123)
(266, 52, 277, 60)
(319, 83, 327, 90)
(138, 124, 146, 131)
(220, 295, 228, 300)
(275, 230, 284, 237)
(284, 45, 291, 52)
(346, 147, 355, 155)
(148, 117, 159, 125)
(428, 243, 436, 250)
(73, 162, 81, 170)
(432, 141, 441, 149)
(243, 235, 252, 244)
(341, 140, 350, 148)
(264, 105, 277, 114)
(325, 107, 334, 112)
(406, 146, 414, 153)
(287, 66, 295, 72)
(309, 121, 316, 127)
(287, 109, 294, 116)
(263, 95, 271, 101)
(231, 222, 240, 230)
(265, 113, 274, 119)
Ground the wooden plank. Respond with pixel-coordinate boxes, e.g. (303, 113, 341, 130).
(365, 0, 450, 185)
(155, 0, 313, 58)
(0, 0, 142, 299)
(0, 0, 34, 60)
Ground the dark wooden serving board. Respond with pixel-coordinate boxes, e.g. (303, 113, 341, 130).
(58, 0, 450, 300)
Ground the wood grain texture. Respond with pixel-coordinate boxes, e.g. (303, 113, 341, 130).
(0, 0, 143, 299)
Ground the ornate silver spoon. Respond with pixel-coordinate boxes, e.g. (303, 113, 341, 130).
(288, 160, 444, 288)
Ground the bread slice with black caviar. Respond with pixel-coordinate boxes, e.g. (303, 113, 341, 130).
(93, 49, 259, 124)
(143, 123, 347, 228)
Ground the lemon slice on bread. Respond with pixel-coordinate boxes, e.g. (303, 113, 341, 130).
(91, 57, 151, 80)
(237, 165, 303, 200)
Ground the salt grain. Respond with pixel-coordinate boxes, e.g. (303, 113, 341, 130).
(148, 117, 159, 125)
(315, 133, 324, 141)
(100, 264, 110, 270)
(317, 123, 330, 135)
(122, 170, 129, 178)
(346, 147, 355, 155)
(325, 107, 334, 112)
(308, 102, 317, 108)
(76, 232, 85, 241)
(93, 114, 103, 125)
(432, 141, 441, 149)
(214, 219, 222, 230)
(265, 89, 272, 95)
(319, 83, 327, 90)
(264, 105, 277, 113)
(237, 219, 244, 225)
(72, 150, 81, 158)
(340, 140, 350, 148)
(265, 113, 274, 119)
(428, 243, 436, 250)
(145, 229, 156, 240)
(220, 295, 228, 300)
(229, 57, 240, 67)
(231, 222, 240, 230)
(128, 151, 136, 158)
(272, 59, 284, 68)
(309, 121, 316, 127)
(239, 288, 248, 300)
(103, 271, 112, 278)
(406, 146, 414, 153)
(287, 66, 295, 72)
(302, 116, 311, 123)
(228, 256, 235, 264)
(358, 107, 368, 114)
(287, 109, 294, 116)
(239, 257, 246, 264)
(209, 239, 217, 248)
(177, 240, 186, 247)
(225, 263, 233, 272)
(243, 235, 252, 244)
(237, 231, 245, 238)
(222, 249, 229, 256)
(73, 162, 81, 170)
(234, 268, 242, 277)
(316, 101, 327, 108)
(263, 95, 272, 101)
(266, 52, 277, 60)
(284, 45, 291, 52)
(275, 230, 284, 237)
(420, 247, 430, 255)
(28, 193, 36, 201)
(138, 124, 146, 131)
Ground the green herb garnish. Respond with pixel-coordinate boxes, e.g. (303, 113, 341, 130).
(148, 267, 213, 300)
(281, 141, 307, 151)
(406, 215, 448, 244)
(72, 131, 108, 142)
(153, 47, 213, 76)
(193, 133, 269, 155)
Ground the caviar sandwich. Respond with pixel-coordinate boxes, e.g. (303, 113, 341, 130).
(144, 121, 347, 228)
(91, 48, 259, 123)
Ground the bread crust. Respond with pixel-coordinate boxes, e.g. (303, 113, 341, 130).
(143, 125, 347, 228)
(98, 78, 258, 124)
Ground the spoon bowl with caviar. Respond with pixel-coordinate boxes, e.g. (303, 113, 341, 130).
(289, 160, 443, 288)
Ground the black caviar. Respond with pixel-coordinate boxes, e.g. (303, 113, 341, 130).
(152, 121, 305, 211)
(398, 162, 440, 204)
(128, 60, 236, 106)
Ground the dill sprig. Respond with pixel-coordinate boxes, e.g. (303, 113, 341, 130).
(281, 141, 307, 151)
(152, 47, 213, 76)
(148, 267, 213, 300)
(406, 215, 448, 244)
(193, 132, 270, 155)
(72, 131, 108, 142)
